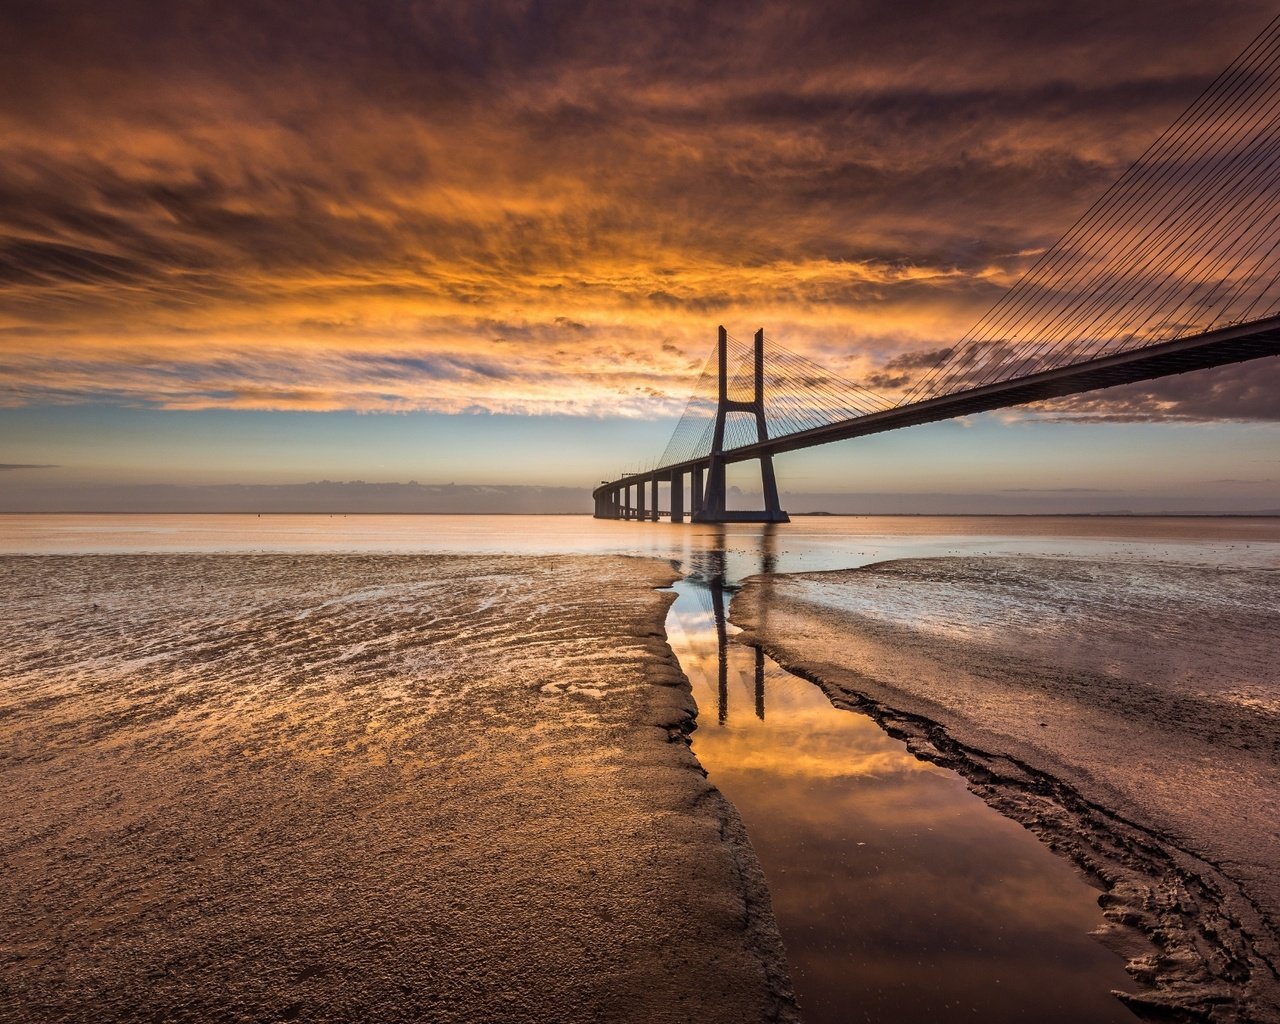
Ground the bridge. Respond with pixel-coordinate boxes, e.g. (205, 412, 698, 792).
(593, 15, 1280, 524)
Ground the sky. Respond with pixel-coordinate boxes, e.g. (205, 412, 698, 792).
(3, 0, 1280, 513)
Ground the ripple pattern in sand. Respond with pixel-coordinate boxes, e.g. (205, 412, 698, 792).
(0, 553, 795, 1024)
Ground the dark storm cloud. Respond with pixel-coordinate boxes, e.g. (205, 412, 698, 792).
(0, 0, 1276, 416)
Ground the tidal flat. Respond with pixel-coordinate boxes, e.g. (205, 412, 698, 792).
(734, 556, 1280, 1021)
(0, 553, 797, 1023)
(3, 515, 1279, 1023)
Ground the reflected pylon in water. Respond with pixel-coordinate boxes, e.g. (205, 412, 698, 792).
(755, 646, 765, 721)
(701, 526, 775, 725)
(713, 579, 729, 726)
(759, 523, 778, 576)
(756, 524, 774, 721)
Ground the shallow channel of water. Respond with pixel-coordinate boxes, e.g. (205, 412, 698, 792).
(665, 562, 1136, 1022)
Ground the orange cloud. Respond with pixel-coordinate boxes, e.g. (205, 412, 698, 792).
(2, 0, 1276, 417)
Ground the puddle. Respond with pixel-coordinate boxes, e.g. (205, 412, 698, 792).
(665, 558, 1138, 1023)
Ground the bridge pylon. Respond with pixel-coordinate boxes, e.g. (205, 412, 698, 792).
(692, 326, 789, 524)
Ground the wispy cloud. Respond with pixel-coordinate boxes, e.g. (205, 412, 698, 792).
(1, 0, 1274, 418)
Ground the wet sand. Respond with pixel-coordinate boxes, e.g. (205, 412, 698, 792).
(0, 554, 797, 1023)
(735, 556, 1280, 1022)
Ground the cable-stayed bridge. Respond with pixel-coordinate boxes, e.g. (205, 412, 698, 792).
(593, 15, 1280, 523)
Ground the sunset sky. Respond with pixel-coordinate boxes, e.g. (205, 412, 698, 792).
(3, 0, 1280, 513)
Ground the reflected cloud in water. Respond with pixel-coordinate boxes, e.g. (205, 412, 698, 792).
(666, 529, 1136, 1023)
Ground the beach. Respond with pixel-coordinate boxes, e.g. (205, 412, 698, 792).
(733, 555, 1280, 1021)
(4, 514, 1279, 1022)
(0, 552, 797, 1023)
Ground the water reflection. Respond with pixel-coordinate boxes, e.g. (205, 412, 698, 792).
(667, 533, 1138, 1024)
(695, 527, 774, 728)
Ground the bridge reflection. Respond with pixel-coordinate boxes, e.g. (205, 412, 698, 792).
(681, 525, 778, 725)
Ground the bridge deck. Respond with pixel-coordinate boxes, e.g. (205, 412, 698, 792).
(594, 315, 1280, 500)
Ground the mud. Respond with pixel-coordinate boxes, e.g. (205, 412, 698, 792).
(0, 553, 798, 1023)
(734, 556, 1280, 1023)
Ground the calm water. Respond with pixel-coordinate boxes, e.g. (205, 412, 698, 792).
(6, 513, 1280, 1022)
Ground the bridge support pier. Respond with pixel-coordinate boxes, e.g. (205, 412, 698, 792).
(649, 476, 659, 521)
(670, 471, 684, 522)
(691, 326, 789, 524)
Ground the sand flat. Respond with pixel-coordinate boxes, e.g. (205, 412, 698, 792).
(734, 556, 1280, 1022)
(0, 553, 796, 1023)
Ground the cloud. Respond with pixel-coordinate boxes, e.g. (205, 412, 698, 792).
(1036, 358, 1280, 422)
(0, 463, 58, 470)
(866, 372, 911, 389)
(1, 0, 1276, 419)
(885, 347, 956, 371)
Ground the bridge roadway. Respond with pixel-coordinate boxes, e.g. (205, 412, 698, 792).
(593, 313, 1280, 523)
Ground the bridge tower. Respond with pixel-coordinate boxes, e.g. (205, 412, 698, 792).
(693, 327, 790, 523)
